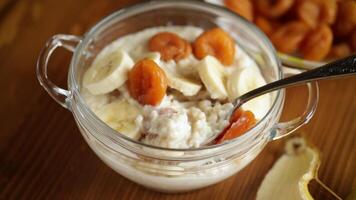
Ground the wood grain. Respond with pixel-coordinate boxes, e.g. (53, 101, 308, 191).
(0, 0, 355, 199)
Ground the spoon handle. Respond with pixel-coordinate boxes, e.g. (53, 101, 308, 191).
(235, 55, 356, 106)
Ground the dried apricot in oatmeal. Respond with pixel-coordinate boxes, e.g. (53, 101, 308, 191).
(270, 21, 309, 54)
(148, 32, 191, 61)
(216, 109, 256, 143)
(255, 0, 294, 18)
(128, 59, 168, 106)
(193, 28, 235, 65)
(300, 24, 333, 61)
(229, 108, 243, 123)
(224, 0, 254, 21)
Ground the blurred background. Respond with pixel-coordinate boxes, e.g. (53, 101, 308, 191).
(0, 0, 354, 199)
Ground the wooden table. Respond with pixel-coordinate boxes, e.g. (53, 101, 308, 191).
(0, 0, 355, 199)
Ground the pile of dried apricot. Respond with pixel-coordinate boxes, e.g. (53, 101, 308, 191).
(224, 0, 356, 61)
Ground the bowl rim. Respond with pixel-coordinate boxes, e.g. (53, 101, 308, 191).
(68, 0, 284, 152)
(278, 53, 326, 69)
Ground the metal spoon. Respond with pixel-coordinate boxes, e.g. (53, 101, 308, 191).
(206, 55, 356, 145)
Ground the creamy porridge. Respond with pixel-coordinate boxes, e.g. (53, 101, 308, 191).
(82, 26, 271, 149)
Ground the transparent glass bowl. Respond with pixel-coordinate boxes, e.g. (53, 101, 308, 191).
(36, 0, 319, 193)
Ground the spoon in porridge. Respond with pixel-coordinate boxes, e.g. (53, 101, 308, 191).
(205, 55, 356, 145)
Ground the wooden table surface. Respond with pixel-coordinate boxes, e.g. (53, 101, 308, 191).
(0, 0, 355, 199)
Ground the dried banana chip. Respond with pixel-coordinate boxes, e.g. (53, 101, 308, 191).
(256, 137, 320, 200)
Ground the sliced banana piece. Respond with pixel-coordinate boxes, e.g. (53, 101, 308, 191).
(196, 56, 228, 99)
(138, 51, 161, 64)
(95, 99, 141, 139)
(83, 49, 134, 95)
(166, 74, 202, 96)
(226, 66, 270, 119)
(147, 52, 202, 96)
(176, 55, 200, 79)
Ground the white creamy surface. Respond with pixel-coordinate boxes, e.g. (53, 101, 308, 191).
(83, 25, 271, 149)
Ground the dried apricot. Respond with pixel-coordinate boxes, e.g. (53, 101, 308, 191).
(193, 28, 235, 65)
(319, 0, 337, 24)
(255, 0, 294, 18)
(300, 24, 333, 61)
(270, 21, 309, 54)
(128, 59, 168, 106)
(351, 29, 356, 51)
(333, 21, 354, 37)
(334, 0, 356, 36)
(338, 0, 356, 24)
(224, 0, 254, 21)
(230, 108, 243, 123)
(255, 15, 273, 36)
(216, 109, 256, 144)
(328, 43, 352, 59)
(297, 0, 321, 28)
(297, 0, 337, 28)
(148, 32, 191, 62)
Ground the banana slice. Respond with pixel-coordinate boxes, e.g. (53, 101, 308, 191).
(95, 99, 141, 139)
(196, 56, 228, 99)
(83, 49, 134, 95)
(166, 74, 202, 96)
(147, 52, 202, 96)
(226, 66, 270, 119)
(138, 51, 161, 64)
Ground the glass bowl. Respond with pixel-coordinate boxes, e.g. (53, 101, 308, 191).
(36, 0, 319, 193)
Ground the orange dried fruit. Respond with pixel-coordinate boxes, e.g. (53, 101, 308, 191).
(229, 108, 243, 123)
(255, 15, 274, 36)
(193, 28, 235, 65)
(351, 29, 356, 51)
(128, 59, 168, 106)
(148, 32, 192, 62)
(270, 21, 309, 54)
(297, 0, 336, 27)
(333, 0, 356, 37)
(328, 43, 351, 59)
(224, 0, 254, 21)
(216, 109, 256, 144)
(319, 0, 337, 24)
(255, 0, 295, 18)
(297, 0, 321, 28)
(333, 21, 354, 37)
(300, 24, 333, 61)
